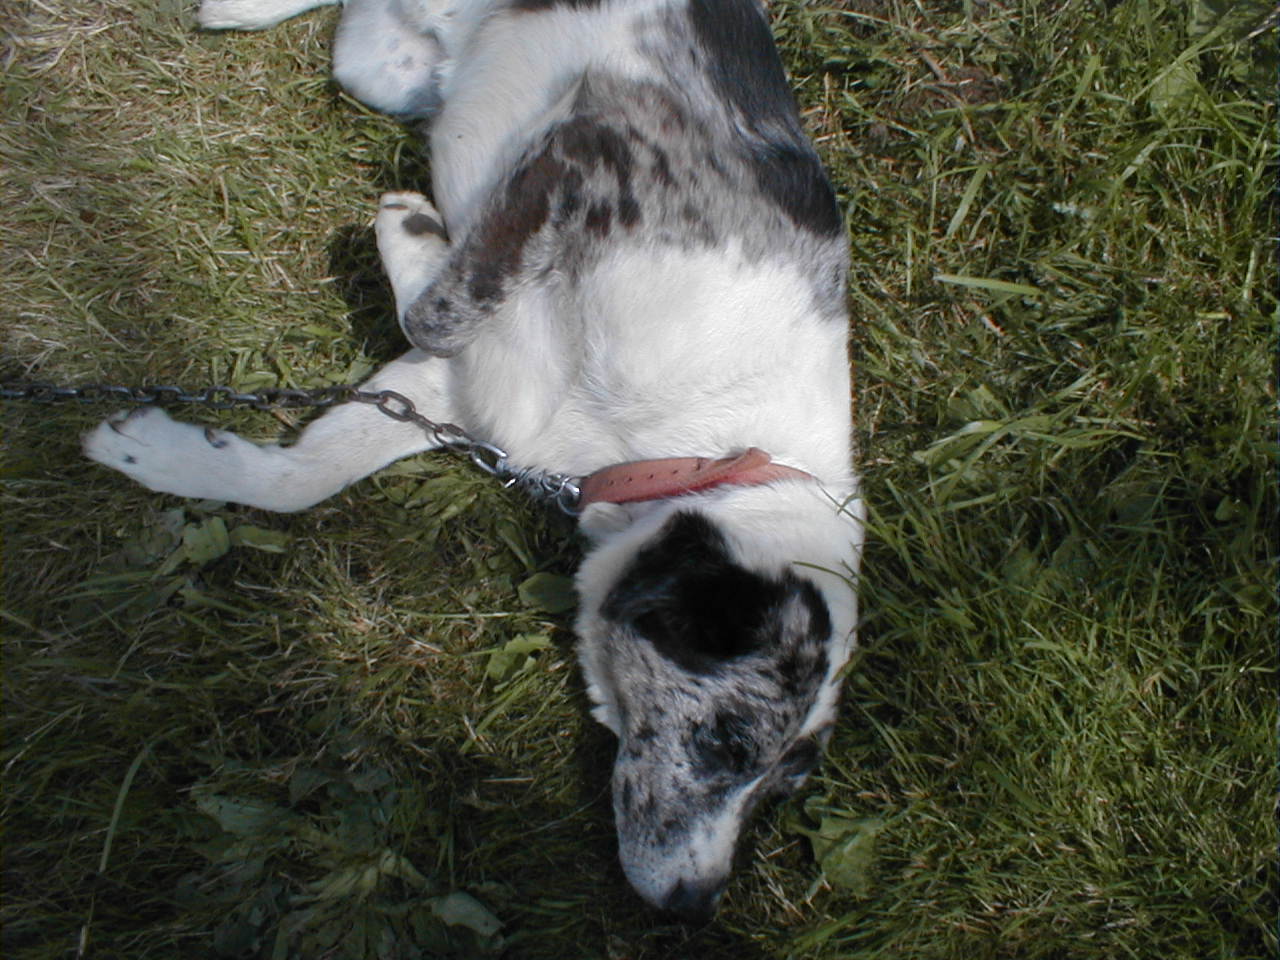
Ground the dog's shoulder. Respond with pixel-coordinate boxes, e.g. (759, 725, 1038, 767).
(441, 0, 847, 323)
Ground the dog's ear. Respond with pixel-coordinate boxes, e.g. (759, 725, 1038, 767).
(601, 511, 786, 672)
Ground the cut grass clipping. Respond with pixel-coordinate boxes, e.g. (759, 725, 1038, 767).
(2, 0, 1275, 958)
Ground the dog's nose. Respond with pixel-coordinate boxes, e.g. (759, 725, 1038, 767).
(661, 877, 726, 925)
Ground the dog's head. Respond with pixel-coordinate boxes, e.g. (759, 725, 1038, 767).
(575, 483, 860, 921)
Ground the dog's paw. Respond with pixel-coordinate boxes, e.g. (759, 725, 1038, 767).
(376, 192, 449, 294)
(197, 0, 338, 31)
(83, 407, 264, 504)
(377, 192, 448, 243)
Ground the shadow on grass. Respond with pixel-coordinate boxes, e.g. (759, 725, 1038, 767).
(319, 118, 437, 365)
(325, 222, 405, 364)
(321, 120, 440, 364)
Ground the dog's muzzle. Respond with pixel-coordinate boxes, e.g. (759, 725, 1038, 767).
(660, 876, 727, 925)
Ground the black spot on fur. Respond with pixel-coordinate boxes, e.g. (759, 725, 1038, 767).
(402, 212, 447, 240)
(555, 169, 586, 225)
(560, 116, 633, 180)
(769, 581, 830, 693)
(559, 116, 642, 229)
(601, 512, 830, 675)
(650, 146, 675, 187)
(657, 816, 685, 844)
(617, 194, 641, 228)
(688, 0, 797, 131)
(465, 149, 565, 302)
(688, 0, 842, 236)
(585, 200, 613, 235)
(749, 142, 842, 236)
(454, 111, 653, 308)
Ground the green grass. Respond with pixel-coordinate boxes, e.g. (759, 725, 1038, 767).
(2, 0, 1275, 957)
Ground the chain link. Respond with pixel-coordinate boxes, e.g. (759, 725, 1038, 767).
(1, 380, 584, 514)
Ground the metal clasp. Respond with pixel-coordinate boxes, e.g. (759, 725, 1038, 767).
(468, 441, 509, 476)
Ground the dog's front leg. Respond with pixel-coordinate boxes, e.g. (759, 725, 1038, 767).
(82, 350, 456, 512)
(83, 191, 461, 512)
(377, 190, 515, 358)
(376, 191, 453, 330)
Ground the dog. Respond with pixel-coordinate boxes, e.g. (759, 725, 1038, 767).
(83, 0, 864, 921)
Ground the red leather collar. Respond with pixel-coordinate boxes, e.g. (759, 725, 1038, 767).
(576, 447, 813, 508)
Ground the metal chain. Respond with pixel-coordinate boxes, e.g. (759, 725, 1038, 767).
(0, 381, 583, 514)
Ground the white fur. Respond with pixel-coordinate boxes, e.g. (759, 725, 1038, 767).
(331, 0, 451, 116)
(198, 0, 341, 31)
(444, 240, 856, 481)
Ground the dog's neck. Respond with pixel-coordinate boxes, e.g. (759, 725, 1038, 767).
(576, 448, 813, 508)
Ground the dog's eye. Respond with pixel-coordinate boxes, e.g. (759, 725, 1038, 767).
(693, 737, 750, 775)
(689, 711, 757, 776)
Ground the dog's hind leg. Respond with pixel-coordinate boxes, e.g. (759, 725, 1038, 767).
(198, 0, 341, 31)
(82, 349, 457, 512)
(200, 0, 464, 119)
(332, 0, 465, 118)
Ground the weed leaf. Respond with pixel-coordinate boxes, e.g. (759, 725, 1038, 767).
(485, 633, 552, 683)
(182, 516, 231, 567)
(430, 891, 503, 946)
(230, 523, 292, 553)
(196, 792, 294, 838)
(804, 814, 883, 896)
(517, 572, 577, 613)
(288, 767, 334, 806)
(1149, 57, 1200, 115)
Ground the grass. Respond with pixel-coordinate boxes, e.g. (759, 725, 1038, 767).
(1, 0, 1275, 957)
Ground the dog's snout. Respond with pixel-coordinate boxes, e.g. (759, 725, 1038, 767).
(661, 877, 726, 925)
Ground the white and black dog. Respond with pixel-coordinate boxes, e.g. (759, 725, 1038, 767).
(83, 0, 864, 921)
